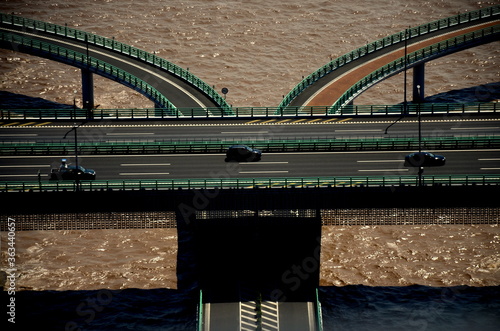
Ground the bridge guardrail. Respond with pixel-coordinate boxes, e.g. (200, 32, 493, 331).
(0, 102, 498, 120)
(330, 24, 500, 113)
(0, 12, 231, 111)
(278, 5, 500, 110)
(1, 136, 498, 156)
(2, 9, 498, 119)
(0, 30, 178, 114)
(198, 290, 203, 331)
(1, 175, 499, 192)
(316, 288, 324, 331)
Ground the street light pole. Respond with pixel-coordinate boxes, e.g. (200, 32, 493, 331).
(417, 84, 423, 186)
(385, 27, 410, 134)
(74, 123, 79, 170)
(418, 85, 422, 155)
(85, 33, 90, 67)
(64, 123, 80, 169)
(403, 27, 408, 116)
(63, 122, 85, 190)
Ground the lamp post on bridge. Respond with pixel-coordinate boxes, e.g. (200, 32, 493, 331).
(63, 122, 84, 191)
(417, 84, 423, 186)
(81, 33, 94, 119)
(384, 28, 425, 186)
(384, 27, 410, 134)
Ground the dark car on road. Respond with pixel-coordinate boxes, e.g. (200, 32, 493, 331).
(50, 163, 96, 180)
(404, 152, 446, 167)
(225, 145, 262, 162)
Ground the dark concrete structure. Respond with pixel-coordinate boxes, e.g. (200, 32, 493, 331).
(177, 210, 322, 330)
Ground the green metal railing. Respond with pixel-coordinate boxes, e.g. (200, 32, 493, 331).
(0, 30, 178, 114)
(1, 175, 499, 192)
(2, 9, 498, 120)
(198, 290, 203, 331)
(0, 12, 231, 111)
(330, 24, 500, 113)
(278, 5, 500, 111)
(333, 102, 499, 116)
(0, 102, 498, 120)
(2, 136, 498, 156)
(316, 288, 324, 331)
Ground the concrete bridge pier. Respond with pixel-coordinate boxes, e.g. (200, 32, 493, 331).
(81, 68, 94, 112)
(412, 63, 425, 103)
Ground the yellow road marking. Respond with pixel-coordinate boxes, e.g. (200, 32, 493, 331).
(338, 118, 352, 122)
(292, 119, 307, 123)
(308, 118, 323, 123)
(34, 122, 52, 126)
(19, 122, 36, 126)
(323, 118, 338, 123)
(246, 119, 261, 124)
(2, 122, 20, 126)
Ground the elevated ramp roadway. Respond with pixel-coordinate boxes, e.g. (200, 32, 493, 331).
(0, 13, 230, 116)
(282, 6, 500, 113)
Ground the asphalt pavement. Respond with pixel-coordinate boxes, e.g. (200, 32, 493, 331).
(1, 115, 499, 143)
(1, 150, 499, 181)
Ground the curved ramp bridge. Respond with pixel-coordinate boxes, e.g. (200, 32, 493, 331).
(177, 210, 323, 331)
(0, 13, 230, 117)
(280, 6, 500, 114)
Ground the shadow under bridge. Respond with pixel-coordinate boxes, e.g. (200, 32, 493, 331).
(177, 209, 323, 331)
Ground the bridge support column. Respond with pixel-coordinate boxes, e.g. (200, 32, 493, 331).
(412, 63, 425, 103)
(81, 68, 94, 114)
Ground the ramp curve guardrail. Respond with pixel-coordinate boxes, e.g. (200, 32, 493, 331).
(0, 12, 231, 112)
(0, 30, 178, 114)
(278, 6, 500, 113)
(329, 24, 500, 113)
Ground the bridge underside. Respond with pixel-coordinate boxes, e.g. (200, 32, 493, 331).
(1, 185, 497, 216)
